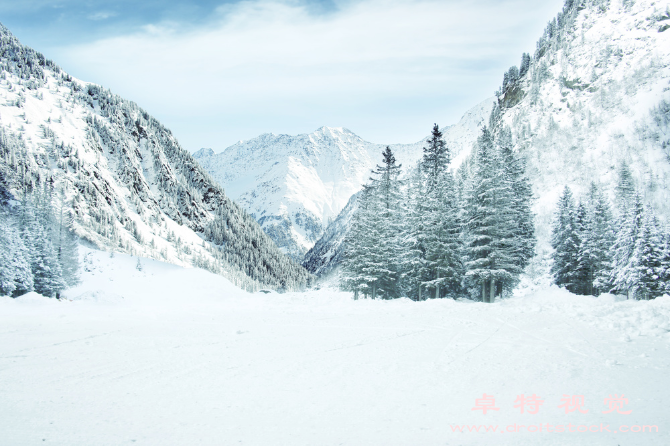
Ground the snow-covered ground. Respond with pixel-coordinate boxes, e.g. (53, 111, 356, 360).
(1, 247, 669, 445)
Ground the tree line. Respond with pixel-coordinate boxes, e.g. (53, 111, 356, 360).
(551, 162, 670, 299)
(0, 181, 79, 297)
(341, 124, 535, 301)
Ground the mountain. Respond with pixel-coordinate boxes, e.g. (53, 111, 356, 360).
(0, 24, 310, 291)
(492, 0, 670, 247)
(304, 0, 670, 278)
(301, 190, 360, 277)
(193, 98, 495, 261)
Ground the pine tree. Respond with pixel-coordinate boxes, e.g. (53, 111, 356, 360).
(31, 223, 66, 298)
(54, 188, 80, 287)
(341, 185, 377, 298)
(341, 191, 368, 299)
(578, 183, 615, 295)
(610, 194, 644, 298)
(0, 209, 33, 296)
(397, 165, 428, 300)
(550, 186, 580, 292)
(615, 161, 636, 216)
(419, 124, 463, 298)
(464, 127, 516, 302)
(497, 127, 535, 274)
(571, 201, 590, 295)
(658, 232, 670, 296)
(628, 209, 663, 300)
(343, 147, 404, 299)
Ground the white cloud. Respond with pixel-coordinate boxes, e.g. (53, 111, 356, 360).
(50, 0, 564, 150)
(87, 11, 117, 21)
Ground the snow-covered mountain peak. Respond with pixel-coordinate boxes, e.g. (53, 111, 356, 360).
(193, 147, 215, 157)
(194, 99, 494, 260)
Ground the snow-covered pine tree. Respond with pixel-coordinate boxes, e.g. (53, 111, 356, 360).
(397, 165, 426, 299)
(419, 124, 463, 299)
(368, 147, 403, 299)
(610, 194, 645, 298)
(341, 185, 375, 299)
(615, 161, 636, 216)
(627, 208, 664, 300)
(464, 127, 517, 302)
(0, 208, 33, 296)
(497, 127, 535, 274)
(342, 147, 404, 299)
(550, 186, 581, 293)
(54, 188, 80, 287)
(658, 231, 670, 296)
(571, 201, 590, 295)
(31, 222, 67, 298)
(578, 183, 615, 295)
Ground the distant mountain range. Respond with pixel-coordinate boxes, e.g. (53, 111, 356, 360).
(196, 0, 670, 277)
(193, 98, 495, 261)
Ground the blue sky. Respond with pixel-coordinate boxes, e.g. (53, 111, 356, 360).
(1, 0, 564, 151)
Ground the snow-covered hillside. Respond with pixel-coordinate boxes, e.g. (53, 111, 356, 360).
(1, 246, 669, 445)
(306, 0, 670, 278)
(497, 0, 670, 246)
(193, 98, 494, 260)
(302, 190, 361, 276)
(0, 24, 310, 290)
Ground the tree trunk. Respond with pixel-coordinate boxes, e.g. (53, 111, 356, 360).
(489, 278, 495, 303)
(482, 281, 487, 303)
(354, 289, 359, 301)
(418, 284, 422, 301)
(372, 283, 376, 300)
(435, 270, 440, 299)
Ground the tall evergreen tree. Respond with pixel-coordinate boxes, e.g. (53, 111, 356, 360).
(464, 127, 516, 302)
(550, 186, 580, 292)
(610, 194, 644, 297)
(628, 209, 663, 300)
(397, 165, 428, 300)
(31, 223, 67, 298)
(419, 124, 462, 298)
(658, 232, 670, 296)
(615, 161, 636, 216)
(0, 209, 33, 296)
(497, 127, 535, 273)
(578, 183, 615, 295)
(571, 201, 590, 294)
(342, 147, 403, 299)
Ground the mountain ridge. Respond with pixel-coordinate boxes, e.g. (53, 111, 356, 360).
(0, 23, 311, 291)
(193, 97, 495, 260)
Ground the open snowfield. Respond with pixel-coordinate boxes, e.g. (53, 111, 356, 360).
(1, 247, 669, 446)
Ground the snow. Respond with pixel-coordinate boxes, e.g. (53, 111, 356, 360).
(1, 246, 669, 445)
(192, 98, 495, 260)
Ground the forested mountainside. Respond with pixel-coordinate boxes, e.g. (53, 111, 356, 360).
(301, 191, 360, 277)
(0, 24, 310, 292)
(492, 0, 670, 245)
(306, 0, 670, 280)
(193, 98, 494, 261)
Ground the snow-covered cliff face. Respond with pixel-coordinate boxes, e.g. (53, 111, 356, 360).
(301, 191, 360, 277)
(498, 0, 670, 246)
(303, 0, 670, 277)
(194, 98, 494, 260)
(0, 24, 310, 291)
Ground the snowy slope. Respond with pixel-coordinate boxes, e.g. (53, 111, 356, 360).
(0, 24, 310, 290)
(308, 0, 670, 277)
(193, 98, 495, 260)
(302, 190, 361, 276)
(1, 246, 669, 445)
(497, 0, 670, 247)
